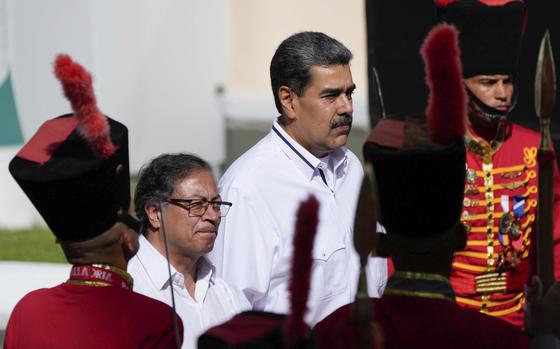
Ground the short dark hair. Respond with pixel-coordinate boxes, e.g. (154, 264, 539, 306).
(134, 153, 212, 233)
(270, 31, 353, 114)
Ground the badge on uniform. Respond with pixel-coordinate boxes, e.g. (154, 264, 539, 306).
(466, 169, 477, 184)
(497, 195, 526, 271)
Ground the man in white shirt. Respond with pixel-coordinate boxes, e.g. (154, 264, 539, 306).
(128, 153, 249, 349)
(209, 31, 387, 326)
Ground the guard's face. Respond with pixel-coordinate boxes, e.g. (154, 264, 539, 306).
(464, 74, 513, 126)
(164, 170, 220, 259)
(289, 64, 355, 158)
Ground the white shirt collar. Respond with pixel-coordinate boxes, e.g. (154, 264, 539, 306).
(136, 234, 215, 301)
(271, 118, 348, 181)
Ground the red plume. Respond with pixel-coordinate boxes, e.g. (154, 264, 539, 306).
(434, 0, 456, 7)
(421, 23, 466, 145)
(435, 0, 518, 6)
(478, 0, 520, 5)
(283, 195, 319, 347)
(53, 54, 116, 157)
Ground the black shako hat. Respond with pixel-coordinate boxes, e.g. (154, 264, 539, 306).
(364, 116, 466, 238)
(363, 23, 467, 239)
(9, 54, 132, 242)
(436, 0, 526, 77)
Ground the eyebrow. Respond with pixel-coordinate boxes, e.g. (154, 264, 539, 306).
(182, 194, 222, 201)
(320, 83, 356, 96)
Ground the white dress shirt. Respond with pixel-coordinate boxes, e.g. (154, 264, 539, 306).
(128, 235, 250, 349)
(208, 119, 387, 326)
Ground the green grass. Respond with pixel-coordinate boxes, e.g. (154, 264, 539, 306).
(0, 227, 67, 263)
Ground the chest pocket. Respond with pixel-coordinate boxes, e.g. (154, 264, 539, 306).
(310, 234, 348, 301)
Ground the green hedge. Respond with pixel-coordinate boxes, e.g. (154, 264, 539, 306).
(0, 227, 66, 263)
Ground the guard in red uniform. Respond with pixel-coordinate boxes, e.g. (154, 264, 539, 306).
(3, 54, 182, 349)
(314, 23, 531, 349)
(435, 0, 560, 328)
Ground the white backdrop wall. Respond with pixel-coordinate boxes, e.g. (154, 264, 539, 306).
(1, 0, 228, 229)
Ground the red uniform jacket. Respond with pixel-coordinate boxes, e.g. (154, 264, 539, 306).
(3, 264, 182, 349)
(314, 273, 530, 349)
(452, 122, 560, 328)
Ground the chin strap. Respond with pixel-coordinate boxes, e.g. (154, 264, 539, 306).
(158, 200, 182, 349)
(117, 211, 141, 233)
(465, 83, 518, 122)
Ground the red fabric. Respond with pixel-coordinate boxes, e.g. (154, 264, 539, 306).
(202, 312, 285, 346)
(314, 296, 530, 349)
(435, 0, 521, 7)
(16, 117, 77, 165)
(421, 23, 467, 145)
(3, 282, 182, 349)
(387, 257, 395, 277)
(451, 122, 560, 328)
(434, 0, 456, 7)
(365, 119, 406, 149)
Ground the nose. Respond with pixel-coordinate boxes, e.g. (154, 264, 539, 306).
(202, 204, 220, 223)
(494, 81, 508, 101)
(337, 94, 353, 115)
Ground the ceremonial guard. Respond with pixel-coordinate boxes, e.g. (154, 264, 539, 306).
(435, 0, 560, 328)
(3, 55, 182, 348)
(313, 23, 530, 349)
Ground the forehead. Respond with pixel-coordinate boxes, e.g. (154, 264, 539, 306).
(466, 74, 512, 82)
(172, 170, 218, 197)
(306, 64, 353, 89)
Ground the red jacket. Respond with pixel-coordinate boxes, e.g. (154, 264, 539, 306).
(314, 273, 530, 349)
(451, 122, 560, 328)
(3, 264, 182, 349)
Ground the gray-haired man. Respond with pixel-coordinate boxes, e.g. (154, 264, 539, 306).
(209, 31, 387, 326)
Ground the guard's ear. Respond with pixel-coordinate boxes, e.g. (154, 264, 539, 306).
(145, 203, 162, 230)
(374, 232, 391, 258)
(121, 225, 139, 262)
(278, 86, 297, 121)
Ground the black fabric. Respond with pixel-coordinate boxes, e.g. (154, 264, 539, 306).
(9, 114, 131, 241)
(439, 1, 525, 77)
(363, 117, 466, 237)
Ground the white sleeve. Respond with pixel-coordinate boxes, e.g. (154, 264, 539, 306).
(208, 185, 279, 310)
(366, 222, 388, 297)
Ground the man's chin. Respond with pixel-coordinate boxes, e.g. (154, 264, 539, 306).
(330, 136, 349, 150)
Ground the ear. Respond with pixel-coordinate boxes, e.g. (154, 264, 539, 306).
(121, 226, 139, 261)
(374, 232, 391, 258)
(145, 204, 162, 230)
(278, 86, 297, 121)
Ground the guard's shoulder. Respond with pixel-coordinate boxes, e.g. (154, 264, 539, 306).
(510, 122, 540, 139)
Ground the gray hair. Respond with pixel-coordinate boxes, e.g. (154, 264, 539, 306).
(134, 153, 212, 233)
(270, 31, 353, 114)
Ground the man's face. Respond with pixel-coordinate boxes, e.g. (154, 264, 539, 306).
(464, 74, 513, 126)
(289, 64, 355, 157)
(163, 170, 220, 259)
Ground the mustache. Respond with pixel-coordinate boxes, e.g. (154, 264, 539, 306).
(331, 114, 352, 129)
(197, 222, 219, 232)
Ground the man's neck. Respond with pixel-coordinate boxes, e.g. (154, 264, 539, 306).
(470, 121, 499, 142)
(146, 231, 200, 297)
(170, 254, 199, 298)
(277, 122, 330, 158)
